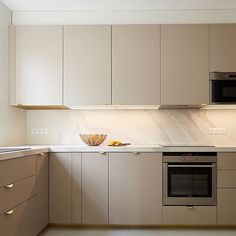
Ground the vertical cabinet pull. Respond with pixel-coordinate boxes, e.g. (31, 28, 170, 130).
(5, 184, 14, 188)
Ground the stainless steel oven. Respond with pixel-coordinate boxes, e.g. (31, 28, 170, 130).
(210, 72, 236, 104)
(163, 152, 217, 206)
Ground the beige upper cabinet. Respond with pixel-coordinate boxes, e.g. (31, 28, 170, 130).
(64, 26, 111, 106)
(14, 26, 63, 106)
(109, 152, 162, 225)
(210, 24, 236, 72)
(112, 25, 161, 105)
(161, 25, 209, 105)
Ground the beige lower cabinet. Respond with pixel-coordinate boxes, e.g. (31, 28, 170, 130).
(109, 152, 162, 225)
(71, 153, 82, 224)
(0, 197, 36, 236)
(163, 206, 217, 225)
(218, 189, 236, 225)
(49, 153, 72, 224)
(36, 153, 49, 234)
(81, 153, 108, 224)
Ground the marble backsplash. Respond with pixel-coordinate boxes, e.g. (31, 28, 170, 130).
(27, 109, 236, 146)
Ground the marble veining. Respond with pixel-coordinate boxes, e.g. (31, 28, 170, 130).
(27, 109, 236, 146)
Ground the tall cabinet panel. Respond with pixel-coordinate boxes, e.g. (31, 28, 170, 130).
(49, 153, 72, 224)
(64, 26, 111, 106)
(210, 24, 236, 72)
(112, 25, 161, 105)
(14, 26, 63, 106)
(161, 25, 209, 105)
(109, 152, 162, 225)
(81, 153, 108, 224)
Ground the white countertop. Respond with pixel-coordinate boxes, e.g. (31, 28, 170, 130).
(1, 144, 236, 161)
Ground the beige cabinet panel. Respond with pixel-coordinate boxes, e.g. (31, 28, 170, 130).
(49, 153, 72, 224)
(82, 153, 108, 224)
(112, 25, 161, 105)
(0, 197, 36, 236)
(0, 155, 36, 187)
(218, 189, 236, 225)
(36, 153, 49, 234)
(218, 153, 236, 170)
(15, 26, 63, 105)
(109, 152, 162, 225)
(71, 153, 82, 224)
(163, 206, 216, 225)
(64, 26, 111, 106)
(210, 24, 236, 72)
(218, 170, 236, 188)
(161, 24, 209, 105)
(0, 175, 36, 215)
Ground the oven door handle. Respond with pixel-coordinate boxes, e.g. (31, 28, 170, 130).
(168, 164, 214, 168)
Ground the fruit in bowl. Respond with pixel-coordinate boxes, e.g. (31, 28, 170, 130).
(80, 134, 107, 146)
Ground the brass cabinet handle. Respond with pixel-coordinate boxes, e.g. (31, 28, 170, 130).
(133, 152, 140, 155)
(5, 184, 14, 188)
(186, 206, 194, 209)
(39, 153, 45, 156)
(5, 209, 14, 215)
(100, 152, 106, 155)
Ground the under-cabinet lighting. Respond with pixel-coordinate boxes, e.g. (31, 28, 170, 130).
(201, 105, 236, 110)
(67, 105, 160, 110)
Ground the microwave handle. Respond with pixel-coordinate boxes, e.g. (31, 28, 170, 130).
(168, 165, 214, 168)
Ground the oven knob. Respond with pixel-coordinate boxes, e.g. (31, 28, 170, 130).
(194, 157, 198, 161)
(181, 157, 185, 161)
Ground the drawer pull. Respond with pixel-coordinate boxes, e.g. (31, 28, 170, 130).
(133, 152, 140, 155)
(186, 206, 194, 209)
(39, 153, 45, 156)
(5, 209, 14, 215)
(5, 184, 14, 188)
(100, 152, 106, 155)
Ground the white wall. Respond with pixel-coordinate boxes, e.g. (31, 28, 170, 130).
(0, 0, 26, 146)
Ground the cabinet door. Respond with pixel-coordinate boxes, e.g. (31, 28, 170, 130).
(36, 153, 49, 234)
(218, 189, 236, 225)
(161, 25, 209, 105)
(210, 24, 236, 72)
(109, 152, 162, 225)
(71, 153, 82, 224)
(15, 26, 63, 105)
(112, 25, 161, 105)
(64, 26, 111, 106)
(81, 153, 108, 224)
(49, 153, 71, 224)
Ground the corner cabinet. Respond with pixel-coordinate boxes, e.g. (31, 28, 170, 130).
(161, 25, 209, 105)
(64, 26, 111, 106)
(109, 152, 162, 225)
(11, 26, 63, 106)
(210, 24, 236, 72)
(112, 25, 161, 105)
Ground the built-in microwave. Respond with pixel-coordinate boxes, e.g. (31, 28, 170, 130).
(210, 72, 236, 104)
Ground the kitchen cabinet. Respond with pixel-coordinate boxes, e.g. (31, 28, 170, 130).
(112, 25, 161, 105)
(161, 24, 209, 105)
(13, 26, 63, 106)
(49, 153, 72, 224)
(71, 153, 82, 224)
(109, 152, 162, 225)
(163, 206, 217, 225)
(36, 153, 49, 234)
(210, 24, 236, 72)
(64, 26, 111, 106)
(217, 153, 236, 225)
(81, 153, 108, 224)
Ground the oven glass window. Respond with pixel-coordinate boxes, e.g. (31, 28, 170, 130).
(168, 164, 212, 198)
(212, 80, 236, 103)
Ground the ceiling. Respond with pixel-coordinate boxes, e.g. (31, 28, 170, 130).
(2, 0, 236, 11)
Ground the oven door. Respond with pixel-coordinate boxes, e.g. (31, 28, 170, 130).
(163, 163, 216, 206)
(211, 79, 236, 103)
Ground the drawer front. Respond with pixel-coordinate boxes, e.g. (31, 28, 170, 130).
(218, 170, 236, 188)
(218, 189, 236, 225)
(0, 155, 36, 187)
(163, 206, 217, 225)
(0, 197, 36, 236)
(218, 153, 236, 170)
(0, 175, 36, 215)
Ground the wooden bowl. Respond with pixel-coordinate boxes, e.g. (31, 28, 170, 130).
(80, 134, 107, 146)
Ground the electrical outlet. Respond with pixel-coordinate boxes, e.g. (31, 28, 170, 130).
(31, 128, 37, 134)
(209, 127, 226, 134)
(41, 128, 48, 135)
